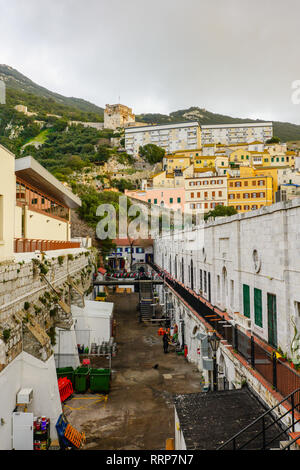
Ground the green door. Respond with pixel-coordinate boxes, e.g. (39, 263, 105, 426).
(267, 293, 277, 348)
(254, 288, 262, 327)
(243, 284, 250, 318)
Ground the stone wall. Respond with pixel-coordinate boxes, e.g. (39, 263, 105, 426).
(0, 248, 96, 369)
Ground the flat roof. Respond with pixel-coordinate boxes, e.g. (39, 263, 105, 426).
(84, 300, 114, 318)
(125, 121, 199, 133)
(15, 156, 81, 209)
(174, 388, 282, 450)
(201, 122, 272, 130)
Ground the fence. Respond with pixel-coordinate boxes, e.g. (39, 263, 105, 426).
(149, 262, 300, 406)
(54, 353, 112, 369)
(14, 238, 80, 253)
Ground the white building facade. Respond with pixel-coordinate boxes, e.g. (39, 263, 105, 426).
(201, 122, 273, 145)
(125, 122, 200, 157)
(152, 199, 300, 413)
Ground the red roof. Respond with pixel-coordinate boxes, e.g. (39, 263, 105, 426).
(98, 267, 107, 274)
(113, 238, 153, 247)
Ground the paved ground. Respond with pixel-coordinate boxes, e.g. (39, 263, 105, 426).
(65, 293, 203, 450)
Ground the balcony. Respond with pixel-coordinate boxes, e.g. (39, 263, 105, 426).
(14, 239, 81, 253)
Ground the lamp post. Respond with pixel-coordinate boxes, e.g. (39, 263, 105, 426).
(208, 332, 220, 392)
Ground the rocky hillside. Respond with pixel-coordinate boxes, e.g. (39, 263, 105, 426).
(0, 64, 104, 116)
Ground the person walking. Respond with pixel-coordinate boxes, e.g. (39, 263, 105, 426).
(163, 332, 169, 354)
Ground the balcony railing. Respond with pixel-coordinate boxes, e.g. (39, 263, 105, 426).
(14, 238, 81, 253)
(148, 261, 300, 407)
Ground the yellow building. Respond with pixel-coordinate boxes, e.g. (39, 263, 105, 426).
(165, 154, 192, 174)
(0, 145, 16, 261)
(151, 165, 193, 188)
(193, 155, 216, 171)
(227, 167, 275, 213)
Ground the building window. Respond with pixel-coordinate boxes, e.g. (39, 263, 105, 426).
(169, 198, 173, 203)
(254, 288, 263, 327)
(200, 270, 203, 291)
(204, 271, 207, 292)
(154, 199, 157, 204)
(243, 284, 250, 318)
(136, 247, 145, 253)
(177, 197, 181, 203)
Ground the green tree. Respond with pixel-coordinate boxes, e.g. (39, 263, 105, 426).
(266, 136, 280, 144)
(139, 143, 165, 164)
(204, 205, 237, 221)
(111, 178, 136, 192)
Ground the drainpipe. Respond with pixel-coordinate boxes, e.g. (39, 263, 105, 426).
(180, 318, 185, 350)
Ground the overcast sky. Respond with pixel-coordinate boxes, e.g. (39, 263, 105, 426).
(1, 0, 300, 123)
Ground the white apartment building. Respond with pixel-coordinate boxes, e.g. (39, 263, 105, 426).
(125, 122, 200, 157)
(201, 122, 273, 145)
(152, 198, 300, 416)
(184, 175, 227, 214)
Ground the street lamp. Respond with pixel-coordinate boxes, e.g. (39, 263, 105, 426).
(208, 332, 220, 392)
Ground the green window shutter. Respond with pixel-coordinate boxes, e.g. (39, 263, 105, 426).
(243, 284, 250, 318)
(254, 288, 262, 327)
(177, 197, 181, 203)
(170, 198, 173, 203)
(154, 199, 157, 204)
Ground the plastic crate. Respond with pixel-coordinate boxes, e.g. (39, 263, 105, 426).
(58, 377, 73, 402)
(89, 368, 111, 393)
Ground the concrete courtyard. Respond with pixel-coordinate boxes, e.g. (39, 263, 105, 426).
(65, 292, 203, 450)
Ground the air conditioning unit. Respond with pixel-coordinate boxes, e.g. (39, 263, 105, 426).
(17, 388, 33, 405)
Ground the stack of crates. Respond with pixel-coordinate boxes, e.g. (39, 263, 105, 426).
(56, 414, 85, 449)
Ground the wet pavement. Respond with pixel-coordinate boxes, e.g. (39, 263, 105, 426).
(65, 293, 203, 450)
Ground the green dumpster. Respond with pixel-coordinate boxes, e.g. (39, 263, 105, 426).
(74, 367, 90, 393)
(90, 368, 111, 393)
(56, 367, 74, 385)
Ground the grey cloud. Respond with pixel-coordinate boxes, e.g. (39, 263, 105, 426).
(0, 0, 300, 122)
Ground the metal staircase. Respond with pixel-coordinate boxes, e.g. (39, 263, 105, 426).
(139, 281, 154, 322)
(217, 388, 300, 450)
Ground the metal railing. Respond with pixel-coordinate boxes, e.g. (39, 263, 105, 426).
(149, 262, 300, 408)
(14, 238, 81, 253)
(217, 387, 300, 450)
